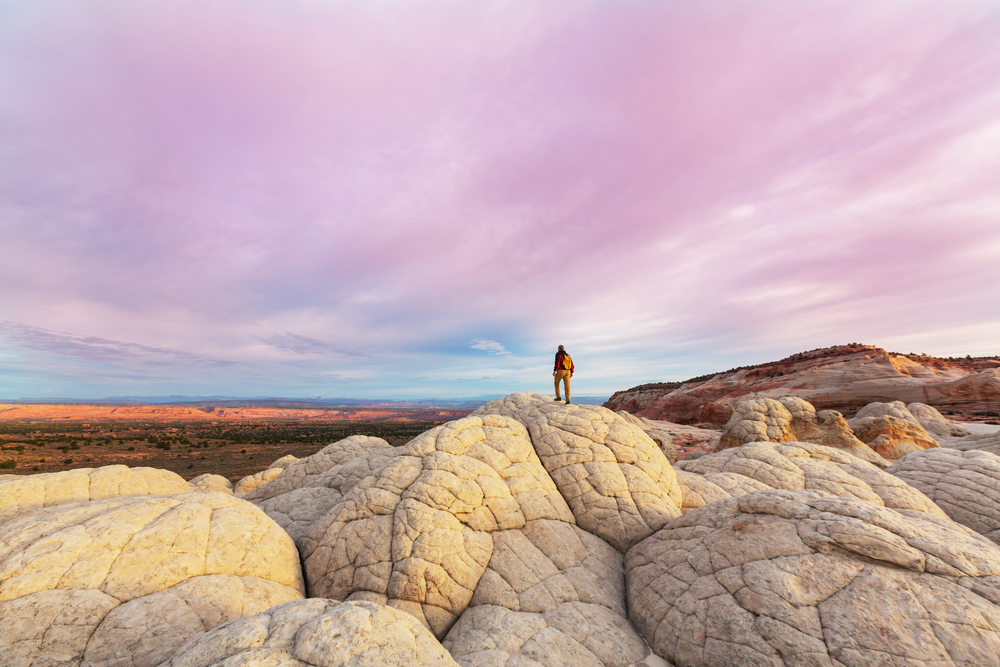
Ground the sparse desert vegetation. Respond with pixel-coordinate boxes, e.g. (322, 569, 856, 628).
(0, 418, 447, 481)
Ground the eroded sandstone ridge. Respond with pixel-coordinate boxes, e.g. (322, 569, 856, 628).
(606, 344, 1000, 424)
(4, 392, 1000, 667)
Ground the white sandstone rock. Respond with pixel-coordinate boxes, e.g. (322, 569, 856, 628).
(187, 473, 234, 494)
(444, 518, 652, 666)
(243, 435, 395, 504)
(718, 397, 885, 466)
(473, 393, 682, 551)
(626, 488, 1000, 666)
(0, 465, 190, 518)
(675, 440, 944, 516)
(234, 466, 285, 495)
(239, 435, 397, 546)
(906, 402, 971, 440)
(156, 599, 460, 667)
(302, 415, 573, 639)
(888, 448, 1000, 543)
(848, 401, 940, 460)
(0, 492, 304, 666)
(269, 454, 299, 469)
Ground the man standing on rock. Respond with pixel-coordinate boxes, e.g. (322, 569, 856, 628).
(553, 344, 574, 404)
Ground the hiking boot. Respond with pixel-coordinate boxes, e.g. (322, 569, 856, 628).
(554, 397, 562, 401)
(565, 400, 571, 404)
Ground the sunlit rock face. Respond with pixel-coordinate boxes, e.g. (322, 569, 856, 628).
(472, 392, 683, 552)
(0, 491, 304, 667)
(301, 414, 574, 639)
(240, 435, 395, 546)
(156, 599, 461, 667)
(0, 465, 191, 515)
(605, 345, 1000, 424)
(905, 402, 971, 440)
(717, 396, 886, 467)
(849, 400, 940, 460)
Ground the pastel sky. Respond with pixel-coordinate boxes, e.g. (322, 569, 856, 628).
(2, 1, 999, 400)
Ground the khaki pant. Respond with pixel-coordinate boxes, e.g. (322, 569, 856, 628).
(554, 369, 571, 401)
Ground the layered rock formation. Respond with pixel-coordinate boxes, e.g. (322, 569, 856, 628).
(717, 396, 885, 466)
(7, 392, 1000, 667)
(606, 344, 1000, 424)
(848, 401, 940, 460)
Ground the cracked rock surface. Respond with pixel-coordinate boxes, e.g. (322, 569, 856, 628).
(906, 402, 971, 441)
(472, 393, 682, 551)
(156, 599, 460, 667)
(616, 411, 679, 464)
(0, 465, 190, 517)
(242, 435, 396, 546)
(0, 492, 304, 667)
(302, 415, 574, 639)
(187, 474, 233, 495)
(848, 401, 940, 460)
(443, 518, 651, 666)
(626, 488, 1000, 667)
(943, 429, 1000, 456)
(718, 397, 885, 467)
(675, 441, 944, 516)
(888, 448, 1000, 543)
(234, 454, 299, 494)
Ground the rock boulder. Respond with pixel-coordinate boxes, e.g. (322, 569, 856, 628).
(626, 488, 1000, 666)
(717, 397, 885, 467)
(848, 401, 940, 460)
(157, 599, 460, 667)
(473, 393, 682, 551)
(0, 492, 304, 667)
(888, 448, 1000, 543)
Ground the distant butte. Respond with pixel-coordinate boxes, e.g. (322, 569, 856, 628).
(605, 344, 1000, 424)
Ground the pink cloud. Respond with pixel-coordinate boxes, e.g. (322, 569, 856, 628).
(1, 0, 999, 397)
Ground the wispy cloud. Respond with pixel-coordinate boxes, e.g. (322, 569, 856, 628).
(470, 339, 511, 356)
(0, 321, 233, 368)
(259, 333, 372, 357)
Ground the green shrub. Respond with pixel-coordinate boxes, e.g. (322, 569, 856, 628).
(0, 460, 14, 469)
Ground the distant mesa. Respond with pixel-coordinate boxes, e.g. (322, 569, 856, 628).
(605, 344, 1000, 424)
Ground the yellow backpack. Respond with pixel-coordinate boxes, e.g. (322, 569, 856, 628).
(561, 353, 573, 370)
